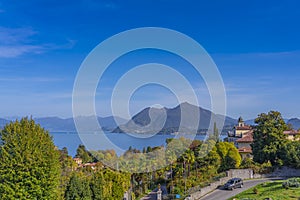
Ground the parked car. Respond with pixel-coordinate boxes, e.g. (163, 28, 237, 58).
(224, 178, 243, 190)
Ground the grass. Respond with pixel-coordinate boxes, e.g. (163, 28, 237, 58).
(228, 180, 300, 200)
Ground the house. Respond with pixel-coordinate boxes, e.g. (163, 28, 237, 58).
(73, 157, 83, 165)
(79, 162, 98, 170)
(283, 130, 300, 141)
(235, 131, 254, 159)
(227, 117, 253, 159)
(227, 117, 252, 142)
(233, 117, 252, 137)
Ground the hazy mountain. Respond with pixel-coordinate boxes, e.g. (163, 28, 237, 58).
(245, 118, 290, 126)
(245, 119, 255, 125)
(34, 116, 127, 132)
(35, 117, 76, 132)
(287, 118, 300, 130)
(0, 118, 9, 129)
(113, 102, 237, 134)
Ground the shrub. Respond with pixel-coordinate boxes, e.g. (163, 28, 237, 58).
(253, 187, 259, 194)
(282, 178, 300, 188)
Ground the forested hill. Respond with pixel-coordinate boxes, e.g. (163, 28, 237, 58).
(113, 102, 237, 134)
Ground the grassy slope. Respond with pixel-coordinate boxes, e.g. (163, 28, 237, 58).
(228, 180, 300, 200)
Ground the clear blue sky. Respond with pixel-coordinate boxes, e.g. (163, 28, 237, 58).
(0, 0, 300, 119)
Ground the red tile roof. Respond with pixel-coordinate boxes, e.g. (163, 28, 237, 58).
(236, 131, 254, 143)
(235, 125, 252, 131)
(283, 130, 300, 135)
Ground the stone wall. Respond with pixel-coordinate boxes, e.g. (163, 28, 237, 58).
(226, 169, 254, 179)
(270, 166, 300, 177)
(190, 176, 230, 200)
(190, 169, 254, 199)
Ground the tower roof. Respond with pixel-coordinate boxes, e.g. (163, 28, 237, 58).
(238, 116, 244, 123)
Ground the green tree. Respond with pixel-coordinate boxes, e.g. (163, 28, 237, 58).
(284, 141, 300, 168)
(212, 122, 220, 142)
(58, 147, 77, 200)
(0, 118, 61, 199)
(90, 171, 104, 200)
(75, 144, 94, 163)
(64, 173, 92, 200)
(251, 111, 288, 165)
(197, 143, 221, 175)
(216, 142, 241, 171)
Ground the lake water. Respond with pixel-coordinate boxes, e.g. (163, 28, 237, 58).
(51, 132, 226, 157)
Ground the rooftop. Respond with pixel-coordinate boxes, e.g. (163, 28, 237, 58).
(235, 125, 252, 131)
(283, 130, 300, 135)
(238, 147, 252, 153)
(236, 131, 254, 143)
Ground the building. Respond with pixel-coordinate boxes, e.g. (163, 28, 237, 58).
(73, 157, 83, 165)
(233, 117, 252, 137)
(227, 117, 253, 159)
(73, 158, 101, 171)
(79, 162, 98, 170)
(235, 131, 254, 159)
(284, 130, 300, 141)
(227, 117, 252, 141)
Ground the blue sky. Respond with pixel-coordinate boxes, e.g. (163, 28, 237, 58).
(0, 0, 300, 119)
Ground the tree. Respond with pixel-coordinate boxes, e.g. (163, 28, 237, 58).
(196, 143, 221, 175)
(0, 118, 61, 199)
(251, 111, 288, 165)
(216, 142, 241, 171)
(284, 141, 300, 168)
(58, 147, 77, 199)
(75, 144, 94, 163)
(65, 173, 92, 200)
(212, 122, 220, 142)
(180, 149, 195, 177)
(90, 171, 104, 200)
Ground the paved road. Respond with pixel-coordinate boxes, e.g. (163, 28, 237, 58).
(199, 178, 281, 200)
(140, 185, 168, 200)
(140, 191, 157, 200)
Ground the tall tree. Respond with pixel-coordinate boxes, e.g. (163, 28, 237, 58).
(284, 141, 300, 168)
(213, 122, 219, 142)
(216, 142, 241, 171)
(251, 111, 288, 165)
(0, 118, 61, 199)
(75, 144, 94, 163)
(65, 173, 92, 200)
(58, 147, 77, 199)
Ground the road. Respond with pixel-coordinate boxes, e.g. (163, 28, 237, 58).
(199, 178, 281, 200)
(140, 185, 168, 200)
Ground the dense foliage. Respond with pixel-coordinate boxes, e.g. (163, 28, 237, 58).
(64, 167, 130, 200)
(251, 111, 300, 168)
(0, 118, 61, 199)
(1, 112, 299, 199)
(252, 111, 288, 165)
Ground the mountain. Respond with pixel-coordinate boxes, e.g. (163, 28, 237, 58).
(37, 116, 127, 132)
(30, 116, 127, 132)
(287, 118, 300, 130)
(246, 118, 290, 126)
(35, 117, 76, 132)
(113, 102, 237, 134)
(0, 118, 9, 129)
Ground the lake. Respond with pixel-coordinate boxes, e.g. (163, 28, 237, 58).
(51, 132, 227, 157)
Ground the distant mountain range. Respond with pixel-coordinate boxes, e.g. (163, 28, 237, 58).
(0, 118, 9, 129)
(287, 118, 300, 130)
(243, 118, 300, 130)
(0, 116, 128, 132)
(1, 105, 299, 133)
